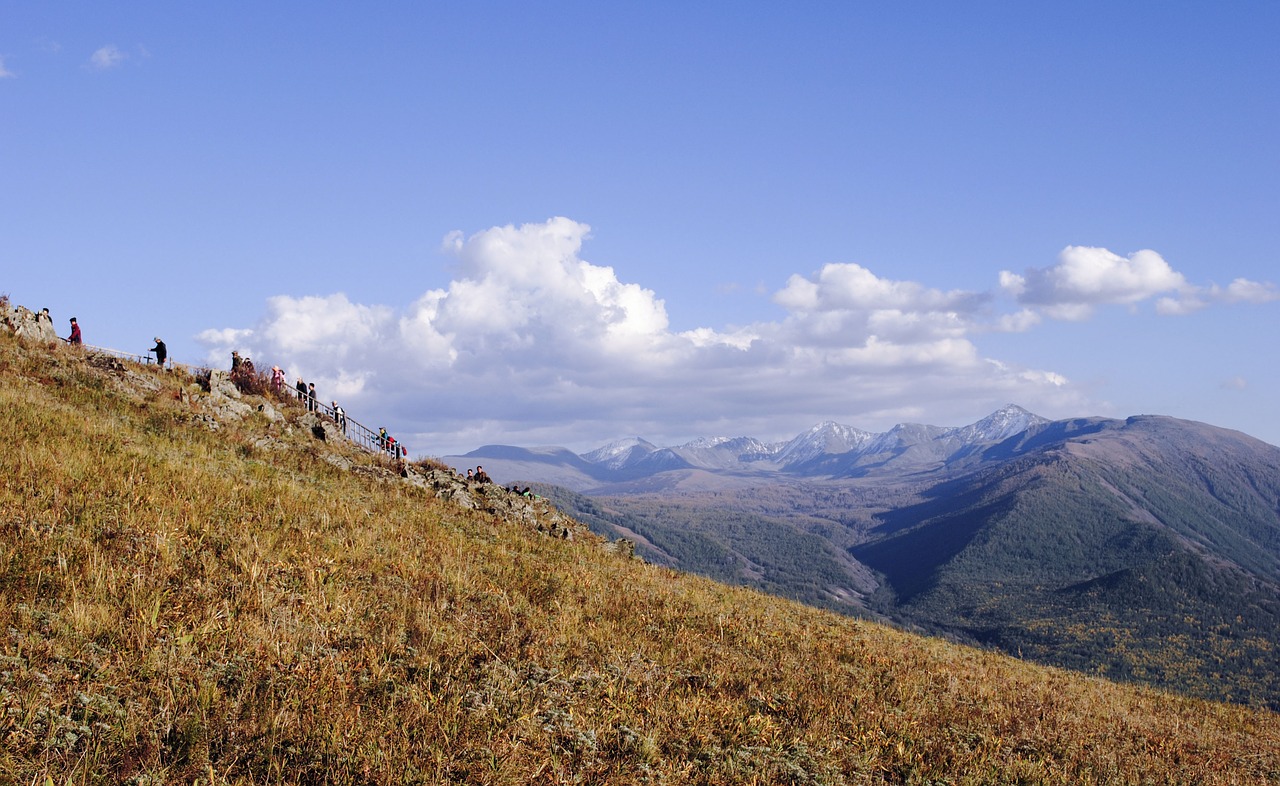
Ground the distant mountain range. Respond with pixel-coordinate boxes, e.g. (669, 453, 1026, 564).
(445, 403, 1051, 490)
(447, 405, 1280, 709)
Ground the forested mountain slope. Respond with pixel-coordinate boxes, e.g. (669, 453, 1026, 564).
(853, 418, 1280, 707)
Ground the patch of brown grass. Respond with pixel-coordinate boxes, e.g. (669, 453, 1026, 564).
(1, 329, 1277, 785)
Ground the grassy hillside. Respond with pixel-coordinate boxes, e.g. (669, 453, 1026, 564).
(1, 328, 1279, 784)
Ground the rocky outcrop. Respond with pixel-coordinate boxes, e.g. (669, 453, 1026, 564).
(196, 371, 256, 424)
(602, 538, 637, 558)
(3, 305, 60, 345)
(407, 466, 590, 541)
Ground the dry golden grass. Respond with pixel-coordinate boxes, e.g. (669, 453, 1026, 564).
(0, 329, 1277, 785)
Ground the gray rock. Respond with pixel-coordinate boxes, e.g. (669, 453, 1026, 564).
(207, 370, 242, 400)
(5, 305, 59, 344)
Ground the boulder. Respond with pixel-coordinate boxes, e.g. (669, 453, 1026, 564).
(5, 305, 59, 344)
(207, 370, 242, 400)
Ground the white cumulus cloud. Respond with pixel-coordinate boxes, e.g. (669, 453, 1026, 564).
(199, 220, 1275, 454)
(1001, 246, 1187, 319)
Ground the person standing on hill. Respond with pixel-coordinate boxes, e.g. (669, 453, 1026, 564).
(295, 377, 306, 403)
(150, 337, 167, 368)
(271, 365, 285, 394)
(332, 401, 347, 434)
(67, 317, 82, 345)
(307, 382, 317, 412)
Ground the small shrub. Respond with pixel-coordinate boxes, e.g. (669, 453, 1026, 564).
(414, 456, 454, 473)
(230, 361, 268, 396)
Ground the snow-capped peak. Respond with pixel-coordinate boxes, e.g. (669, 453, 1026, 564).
(582, 437, 658, 469)
(776, 421, 875, 465)
(950, 404, 1047, 444)
(681, 436, 735, 450)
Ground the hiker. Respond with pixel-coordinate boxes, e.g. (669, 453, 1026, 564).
(332, 402, 346, 434)
(295, 377, 307, 403)
(465, 468, 474, 481)
(474, 466, 491, 484)
(149, 337, 167, 368)
(378, 427, 388, 451)
(38, 308, 51, 324)
(231, 350, 242, 372)
(271, 366, 285, 394)
(67, 317, 82, 345)
(307, 382, 317, 412)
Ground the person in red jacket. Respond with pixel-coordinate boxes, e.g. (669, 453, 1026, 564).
(67, 317, 82, 345)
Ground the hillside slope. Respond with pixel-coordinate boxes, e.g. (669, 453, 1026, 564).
(852, 416, 1280, 708)
(1, 324, 1278, 784)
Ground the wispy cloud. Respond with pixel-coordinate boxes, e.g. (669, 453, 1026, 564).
(88, 45, 126, 70)
(1157, 278, 1280, 316)
(0, 55, 15, 79)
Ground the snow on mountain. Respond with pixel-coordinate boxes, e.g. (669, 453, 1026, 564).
(574, 406, 1048, 476)
(946, 403, 1049, 445)
(775, 421, 876, 466)
(582, 437, 659, 470)
(862, 422, 949, 456)
(672, 436, 777, 469)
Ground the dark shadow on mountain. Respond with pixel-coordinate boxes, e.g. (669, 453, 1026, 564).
(853, 493, 1017, 604)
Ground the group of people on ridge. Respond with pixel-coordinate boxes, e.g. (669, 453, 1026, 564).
(39, 307, 82, 346)
(231, 354, 358, 446)
(377, 427, 405, 458)
(27, 307, 403, 464)
(455, 465, 537, 497)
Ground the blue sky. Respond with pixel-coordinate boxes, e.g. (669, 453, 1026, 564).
(3, 2, 1278, 454)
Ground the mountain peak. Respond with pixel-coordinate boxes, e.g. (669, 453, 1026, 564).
(776, 420, 875, 466)
(582, 437, 658, 470)
(957, 404, 1048, 443)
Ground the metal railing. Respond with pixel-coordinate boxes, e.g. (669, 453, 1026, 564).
(77, 342, 156, 367)
(300, 394, 399, 457)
